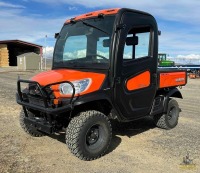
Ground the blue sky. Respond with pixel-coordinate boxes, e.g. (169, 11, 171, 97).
(0, 0, 200, 64)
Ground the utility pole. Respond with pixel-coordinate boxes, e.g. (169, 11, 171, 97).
(44, 35, 47, 70)
(41, 48, 43, 71)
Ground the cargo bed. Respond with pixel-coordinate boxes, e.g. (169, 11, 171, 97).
(158, 69, 187, 88)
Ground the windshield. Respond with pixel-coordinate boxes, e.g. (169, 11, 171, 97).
(53, 16, 115, 69)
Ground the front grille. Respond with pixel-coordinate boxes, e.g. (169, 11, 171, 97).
(28, 95, 46, 107)
(29, 83, 42, 97)
(45, 86, 55, 99)
(28, 84, 54, 99)
(20, 83, 55, 107)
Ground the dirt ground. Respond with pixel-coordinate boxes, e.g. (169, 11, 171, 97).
(0, 68, 200, 173)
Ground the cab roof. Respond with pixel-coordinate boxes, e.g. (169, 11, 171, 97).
(65, 8, 120, 24)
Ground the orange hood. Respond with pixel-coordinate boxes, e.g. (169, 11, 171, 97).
(31, 69, 106, 97)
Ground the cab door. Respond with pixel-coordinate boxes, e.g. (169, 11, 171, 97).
(113, 11, 158, 120)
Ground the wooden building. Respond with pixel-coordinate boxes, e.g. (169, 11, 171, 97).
(17, 52, 41, 70)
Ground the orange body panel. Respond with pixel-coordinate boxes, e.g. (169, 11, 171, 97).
(159, 72, 186, 88)
(31, 69, 105, 98)
(65, 8, 120, 23)
(126, 71, 150, 91)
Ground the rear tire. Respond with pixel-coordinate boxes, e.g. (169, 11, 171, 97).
(19, 109, 45, 137)
(66, 110, 112, 160)
(154, 99, 180, 129)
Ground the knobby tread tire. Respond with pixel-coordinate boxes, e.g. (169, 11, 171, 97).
(66, 110, 112, 161)
(154, 99, 179, 130)
(155, 113, 168, 129)
(19, 109, 45, 137)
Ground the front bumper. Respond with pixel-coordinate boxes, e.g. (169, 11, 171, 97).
(24, 116, 53, 134)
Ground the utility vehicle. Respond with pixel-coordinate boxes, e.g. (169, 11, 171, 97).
(16, 8, 187, 160)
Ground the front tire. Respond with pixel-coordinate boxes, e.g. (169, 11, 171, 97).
(66, 110, 112, 160)
(154, 99, 180, 129)
(19, 109, 45, 137)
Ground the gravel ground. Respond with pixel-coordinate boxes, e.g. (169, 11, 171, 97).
(0, 68, 199, 173)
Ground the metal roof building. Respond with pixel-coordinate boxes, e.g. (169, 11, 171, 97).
(0, 40, 42, 67)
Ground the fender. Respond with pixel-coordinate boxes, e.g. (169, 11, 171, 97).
(64, 90, 113, 107)
(163, 88, 182, 113)
(71, 90, 115, 117)
(151, 88, 182, 116)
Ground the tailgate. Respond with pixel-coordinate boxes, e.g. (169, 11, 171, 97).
(158, 69, 187, 88)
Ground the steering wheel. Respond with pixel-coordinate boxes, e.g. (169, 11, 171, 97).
(89, 54, 109, 61)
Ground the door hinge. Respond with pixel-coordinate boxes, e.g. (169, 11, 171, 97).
(115, 77, 121, 83)
(152, 73, 157, 85)
(116, 24, 126, 31)
(112, 77, 121, 87)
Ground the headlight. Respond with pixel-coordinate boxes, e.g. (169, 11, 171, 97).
(59, 78, 91, 95)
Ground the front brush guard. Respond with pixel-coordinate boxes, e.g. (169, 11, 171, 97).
(16, 79, 75, 114)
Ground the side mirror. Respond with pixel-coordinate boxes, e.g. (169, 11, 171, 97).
(103, 39, 110, 47)
(55, 33, 59, 39)
(158, 30, 161, 36)
(126, 36, 138, 46)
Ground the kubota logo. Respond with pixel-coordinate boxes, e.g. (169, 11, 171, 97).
(175, 78, 185, 82)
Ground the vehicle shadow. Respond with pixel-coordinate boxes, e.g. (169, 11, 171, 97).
(48, 117, 156, 155)
(48, 131, 66, 144)
(111, 117, 156, 138)
(106, 117, 156, 154)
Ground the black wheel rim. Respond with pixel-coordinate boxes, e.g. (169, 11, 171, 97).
(86, 125, 100, 146)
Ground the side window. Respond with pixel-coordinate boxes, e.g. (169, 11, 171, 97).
(123, 34, 133, 59)
(97, 37, 109, 59)
(123, 26, 151, 62)
(135, 32, 150, 58)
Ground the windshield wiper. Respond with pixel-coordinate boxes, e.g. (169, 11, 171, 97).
(70, 18, 109, 36)
(81, 20, 109, 35)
